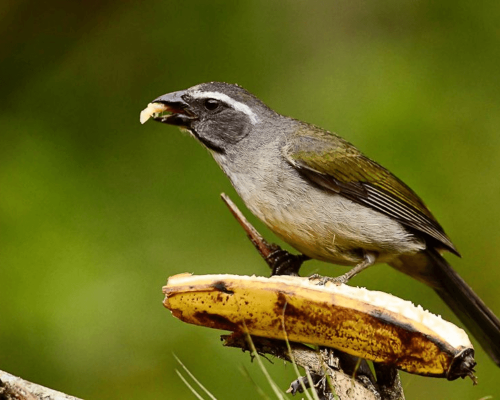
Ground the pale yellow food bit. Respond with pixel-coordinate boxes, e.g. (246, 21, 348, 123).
(140, 102, 168, 124)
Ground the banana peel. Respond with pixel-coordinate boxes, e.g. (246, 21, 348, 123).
(163, 273, 476, 381)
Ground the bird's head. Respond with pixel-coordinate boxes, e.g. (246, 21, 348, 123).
(141, 82, 275, 153)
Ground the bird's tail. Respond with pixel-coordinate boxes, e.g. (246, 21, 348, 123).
(392, 249, 500, 367)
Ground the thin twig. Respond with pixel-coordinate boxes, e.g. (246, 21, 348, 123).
(221, 193, 279, 265)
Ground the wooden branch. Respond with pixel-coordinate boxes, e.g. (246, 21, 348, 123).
(223, 334, 383, 400)
(0, 370, 81, 400)
(373, 364, 405, 400)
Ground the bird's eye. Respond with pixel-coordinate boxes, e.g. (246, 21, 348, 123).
(204, 99, 220, 111)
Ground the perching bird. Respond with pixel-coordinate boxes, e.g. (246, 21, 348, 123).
(141, 82, 500, 366)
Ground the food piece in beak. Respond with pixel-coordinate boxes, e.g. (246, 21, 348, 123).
(140, 90, 195, 127)
(140, 103, 169, 124)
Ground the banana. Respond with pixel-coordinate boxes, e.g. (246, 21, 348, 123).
(163, 273, 476, 381)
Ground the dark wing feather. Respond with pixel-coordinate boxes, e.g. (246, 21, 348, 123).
(284, 125, 459, 256)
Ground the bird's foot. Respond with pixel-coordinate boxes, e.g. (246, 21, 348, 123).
(310, 253, 377, 286)
(308, 274, 348, 286)
(267, 249, 310, 276)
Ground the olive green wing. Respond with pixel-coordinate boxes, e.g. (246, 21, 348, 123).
(284, 126, 459, 256)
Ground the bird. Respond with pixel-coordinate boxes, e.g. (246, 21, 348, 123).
(141, 81, 500, 367)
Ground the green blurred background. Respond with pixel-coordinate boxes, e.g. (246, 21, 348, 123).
(1, 0, 499, 398)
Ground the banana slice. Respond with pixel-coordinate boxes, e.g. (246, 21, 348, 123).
(140, 102, 169, 124)
(163, 273, 476, 381)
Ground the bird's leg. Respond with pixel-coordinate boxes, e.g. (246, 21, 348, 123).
(267, 250, 310, 276)
(312, 252, 377, 285)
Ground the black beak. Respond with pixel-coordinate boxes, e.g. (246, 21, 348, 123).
(152, 90, 196, 127)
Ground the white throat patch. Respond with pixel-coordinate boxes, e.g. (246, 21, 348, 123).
(191, 91, 259, 124)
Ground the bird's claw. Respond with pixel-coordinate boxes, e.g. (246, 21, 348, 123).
(267, 249, 309, 276)
(308, 273, 348, 286)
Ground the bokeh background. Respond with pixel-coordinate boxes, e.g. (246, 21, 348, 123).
(2, 1, 500, 398)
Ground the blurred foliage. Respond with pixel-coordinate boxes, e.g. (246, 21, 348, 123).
(1, 0, 500, 398)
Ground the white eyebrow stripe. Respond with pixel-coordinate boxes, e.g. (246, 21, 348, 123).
(191, 91, 259, 124)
